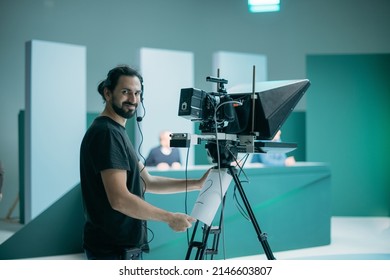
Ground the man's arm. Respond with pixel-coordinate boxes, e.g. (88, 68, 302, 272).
(139, 161, 211, 194)
(101, 169, 194, 232)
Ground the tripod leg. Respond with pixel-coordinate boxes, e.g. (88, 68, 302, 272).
(185, 195, 227, 260)
(197, 225, 211, 260)
(185, 220, 213, 260)
(185, 220, 200, 260)
(209, 194, 226, 260)
(229, 166, 276, 260)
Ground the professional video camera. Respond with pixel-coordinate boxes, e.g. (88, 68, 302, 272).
(172, 74, 311, 156)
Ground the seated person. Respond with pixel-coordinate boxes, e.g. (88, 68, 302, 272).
(251, 130, 296, 167)
(145, 131, 182, 170)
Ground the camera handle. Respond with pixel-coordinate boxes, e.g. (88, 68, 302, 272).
(206, 75, 228, 94)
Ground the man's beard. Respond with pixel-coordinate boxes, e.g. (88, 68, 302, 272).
(112, 101, 137, 119)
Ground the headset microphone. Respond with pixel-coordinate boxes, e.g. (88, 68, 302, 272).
(136, 116, 143, 122)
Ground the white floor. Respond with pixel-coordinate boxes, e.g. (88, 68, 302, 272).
(1, 216, 390, 260)
(233, 216, 390, 260)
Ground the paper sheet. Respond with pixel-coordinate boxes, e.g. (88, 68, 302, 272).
(190, 168, 233, 226)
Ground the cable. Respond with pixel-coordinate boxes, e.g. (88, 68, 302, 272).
(184, 145, 191, 245)
(225, 148, 251, 221)
(135, 102, 147, 195)
(211, 99, 243, 260)
(134, 102, 156, 246)
(136, 102, 147, 165)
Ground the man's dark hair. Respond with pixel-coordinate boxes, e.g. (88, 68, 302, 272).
(97, 65, 144, 102)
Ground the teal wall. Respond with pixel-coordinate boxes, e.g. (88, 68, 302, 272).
(306, 54, 390, 216)
(279, 111, 306, 161)
(2, 0, 390, 219)
(0, 184, 84, 259)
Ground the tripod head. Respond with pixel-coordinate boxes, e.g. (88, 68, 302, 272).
(205, 140, 238, 168)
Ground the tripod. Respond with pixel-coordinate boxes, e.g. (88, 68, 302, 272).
(185, 141, 276, 260)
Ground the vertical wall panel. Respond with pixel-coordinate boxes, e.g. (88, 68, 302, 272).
(25, 40, 86, 222)
(307, 54, 390, 216)
(138, 48, 195, 166)
(213, 51, 267, 91)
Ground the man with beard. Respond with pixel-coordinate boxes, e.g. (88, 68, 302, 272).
(80, 65, 209, 260)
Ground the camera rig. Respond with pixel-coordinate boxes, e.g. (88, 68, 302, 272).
(172, 74, 310, 156)
(171, 70, 310, 260)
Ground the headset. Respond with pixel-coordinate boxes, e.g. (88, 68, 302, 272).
(136, 93, 144, 122)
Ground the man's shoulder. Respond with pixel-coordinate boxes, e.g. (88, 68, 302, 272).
(89, 116, 125, 134)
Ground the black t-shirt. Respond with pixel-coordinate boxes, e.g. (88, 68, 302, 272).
(80, 116, 148, 254)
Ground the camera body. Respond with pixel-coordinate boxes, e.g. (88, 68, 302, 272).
(178, 87, 235, 134)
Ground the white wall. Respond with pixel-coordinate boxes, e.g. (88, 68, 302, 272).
(213, 51, 267, 160)
(213, 51, 267, 90)
(25, 40, 86, 222)
(138, 48, 195, 166)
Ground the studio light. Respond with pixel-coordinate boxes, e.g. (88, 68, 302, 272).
(248, 0, 280, 13)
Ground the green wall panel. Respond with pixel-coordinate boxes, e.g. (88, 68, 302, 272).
(18, 111, 25, 223)
(281, 111, 306, 161)
(307, 54, 390, 216)
(0, 184, 84, 259)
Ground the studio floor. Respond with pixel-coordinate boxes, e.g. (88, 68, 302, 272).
(1, 216, 389, 260)
(234, 216, 390, 260)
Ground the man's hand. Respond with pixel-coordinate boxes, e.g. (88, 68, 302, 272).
(167, 212, 196, 232)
